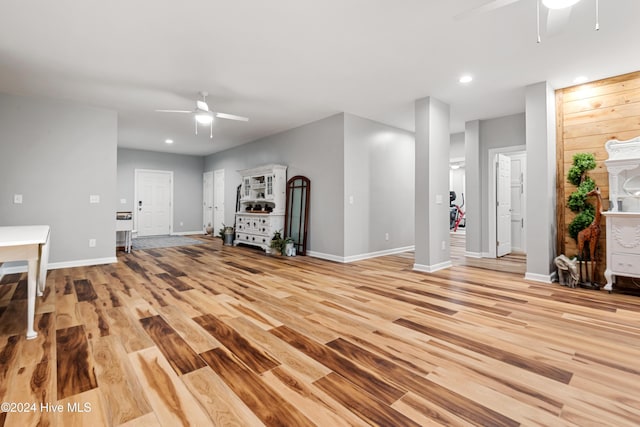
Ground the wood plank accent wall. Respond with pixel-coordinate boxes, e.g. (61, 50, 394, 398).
(556, 70, 640, 283)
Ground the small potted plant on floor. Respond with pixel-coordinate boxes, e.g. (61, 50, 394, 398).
(270, 230, 284, 255)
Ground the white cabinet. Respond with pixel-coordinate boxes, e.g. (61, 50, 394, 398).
(603, 137, 640, 292)
(234, 164, 287, 251)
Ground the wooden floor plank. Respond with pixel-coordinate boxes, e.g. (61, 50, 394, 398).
(56, 325, 98, 400)
(139, 315, 206, 376)
(199, 347, 315, 427)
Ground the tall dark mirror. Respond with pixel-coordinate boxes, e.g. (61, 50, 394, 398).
(285, 176, 310, 256)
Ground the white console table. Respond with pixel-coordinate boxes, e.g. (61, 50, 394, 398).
(0, 225, 50, 339)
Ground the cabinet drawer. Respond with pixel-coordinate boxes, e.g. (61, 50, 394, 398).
(611, 253, 640, 276)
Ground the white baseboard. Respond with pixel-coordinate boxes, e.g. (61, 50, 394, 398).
(343, 246, 415, 263)
(0, 257, 118, 275)
(481, 252, 491, 258)
(170, 231, 204, 236)
(306, 251, 345, 263)
(413, 260, 453, 273)
(524, 272, 554, 283)
(308, 246, 415, 263)
(464, 251, 483, 258)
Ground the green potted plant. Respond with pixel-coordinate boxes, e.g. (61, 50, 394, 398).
(566, 153, 598, 277)
(270, 230, 284, 255)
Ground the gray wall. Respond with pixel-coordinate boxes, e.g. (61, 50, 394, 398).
(117, 148, 204, 233)
(479, 113, 526, 253)
(450, 132, 465, 160)
(0, 92, 117, 264)
(204, 113, 345, 257)
(343, 114, 415, 257)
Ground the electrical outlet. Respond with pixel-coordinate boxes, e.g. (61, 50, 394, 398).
(441, 240, 446, 250)
(385, 232, 389, 241)
(13, 194, 23, 204)
(120, 198, 127, 204)
(89, 239, 96, 247)
(180, 221, 184, 226)
(89, 195, 100, 204)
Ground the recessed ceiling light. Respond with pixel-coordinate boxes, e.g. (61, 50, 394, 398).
(573, 76, 588, 84)
(542, 0, 581, 10)
(459, 75, 473, 84)
(165, 139, 174, 144)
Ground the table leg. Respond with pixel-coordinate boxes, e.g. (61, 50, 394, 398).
(37, 238, 50, 296)
(26, 259, 38, 340)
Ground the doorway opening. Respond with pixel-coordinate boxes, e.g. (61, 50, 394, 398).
(488, 146, 527, 260)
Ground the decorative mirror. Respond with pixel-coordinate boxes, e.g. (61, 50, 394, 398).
(623, 175, 640, 196)
(285, 176, 310, 256)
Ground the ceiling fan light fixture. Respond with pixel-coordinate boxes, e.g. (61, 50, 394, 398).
(195, 113, 213, 125)
(542, 0, 580, 10)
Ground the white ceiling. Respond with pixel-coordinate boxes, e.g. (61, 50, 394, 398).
(1, 0, 639, 156)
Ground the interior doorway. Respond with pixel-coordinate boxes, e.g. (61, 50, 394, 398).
(134, 169, 173, 237)
(488, 146, 527, 258)
(213, 169, 225, 234)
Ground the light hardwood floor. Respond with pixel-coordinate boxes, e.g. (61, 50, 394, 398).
(1, 236, 640, 426)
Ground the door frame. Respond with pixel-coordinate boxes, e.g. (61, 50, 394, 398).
(134, 169, 174, 236)
(203, 171, 213, 234)
(487, 145, 525, 258)
(509, 151, 527, 253)
(213, 169, 225, 234)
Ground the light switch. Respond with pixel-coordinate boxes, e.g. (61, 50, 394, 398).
(90, 195, 100, 204)
(13, 194, 23, 204)
(435, 194, 443, 205)
(349, 196, 354, 205)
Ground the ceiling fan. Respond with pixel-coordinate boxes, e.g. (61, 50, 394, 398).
(456, 0, 599, 42)
(156, 92, 249, 139)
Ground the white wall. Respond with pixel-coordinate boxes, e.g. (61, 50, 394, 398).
(450, 132, 465, 160)
(117, 148, 204, 234)
(204, 114, 345, 257)
(0, 92, 117, 267)
(343, 114, 415, 258)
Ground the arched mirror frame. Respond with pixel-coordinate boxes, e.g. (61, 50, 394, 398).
(284, 176, 310, 256)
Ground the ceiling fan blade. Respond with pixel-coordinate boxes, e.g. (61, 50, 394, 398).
(156, 109, 192, 113)
(215, 112, 249, 122)
(546, 6, 572, 36)
(196, 100, 209, 111)
(454, 0, 523, 20)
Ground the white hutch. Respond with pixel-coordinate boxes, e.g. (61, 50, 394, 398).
(234, 164, 287, 251)
(603, 137, 640, 292)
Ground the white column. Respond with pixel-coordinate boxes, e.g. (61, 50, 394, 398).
(525, 82, 557, 282)
(414, 96, 451, 272)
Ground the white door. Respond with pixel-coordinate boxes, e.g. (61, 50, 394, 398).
(203, 171, 213, 233)
(135, 170, 173, 237)
(496, 154, 512, 257)
(213, 169, 225, 233)
(509, 153, 527, 253)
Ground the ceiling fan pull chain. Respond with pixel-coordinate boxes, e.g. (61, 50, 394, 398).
(595, 0, 599, 31)
(536, 0, 541, 43)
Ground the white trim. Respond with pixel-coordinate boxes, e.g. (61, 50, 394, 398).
(524, 272, 554, 283)
(306, 251, 344, 263)
(308, 246, 415, 263)
(343, 246, 415, 263)
(0, 257, 117, 274)
(170, 230, 204, 236)
(464, 251, 483, 258)
(134, 169, 174, 237)
(487, 145, 526, 259)
(413, 260, 453, 273)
